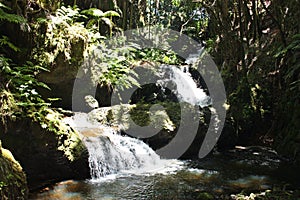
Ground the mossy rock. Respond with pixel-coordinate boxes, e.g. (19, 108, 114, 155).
(0, 119, 89, 190)
(89, 102, 209, 158)
(89, 102, 202, 133)
(196, 192, 214, 200)
(0, 142, 28, 199)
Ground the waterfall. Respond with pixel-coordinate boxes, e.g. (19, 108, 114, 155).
(83, 129, 162, 179)
(158, 64, 211, 107)
(63, 47, 210, 180)
(63, 113, 182, 180)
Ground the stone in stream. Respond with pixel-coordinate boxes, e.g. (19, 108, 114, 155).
(85, 95, 99, 109)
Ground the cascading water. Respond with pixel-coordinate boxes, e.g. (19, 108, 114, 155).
(158, 64, 211, 107)
(63, 113, 181, 180)
(154, 45, 211, 107)
(63, 46, 211, 180)
(83, 129, 163, 179)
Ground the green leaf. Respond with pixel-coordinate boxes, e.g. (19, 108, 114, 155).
(103, 11, 120, 18)
(102, 17, 113, 28)
(82, 8, 104, 18)
(0, 2, 11, 10)
(47, 98, 61, 102)
(0, 36, 20, 51)
(0, 8, 26, 24)
(37, 82, 51, 90)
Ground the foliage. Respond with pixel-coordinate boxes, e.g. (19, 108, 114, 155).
(272, 33, 300, 161)
(33, 5, 139, 91)
(0, 57, 50, 125)
(276, 34, 300, 95)
(0, 3, 83, 162)
(195, 0, 300, 150)
(147, 0, 208, 38)
(0, 145, 28, 199)
(0, 0, 299, 163)
(81, 34, 139, 90)
(134, 48, 183, 65)
(82, 8, 120, 37)
(0, 3, 26, 24)
(0, 5, 49, 129)
(33, 6, 89, 66)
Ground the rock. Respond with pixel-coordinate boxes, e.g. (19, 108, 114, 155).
(88, 102, 210, 158)
(36, 44, 112, 111)
(196, 192, 214, 200)
(0, 119, 90, 190)
(0, 141, 28, 199)
(84, 95, 99, 109)
(37, 47, 83, 110)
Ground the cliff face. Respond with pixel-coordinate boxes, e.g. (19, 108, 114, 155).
(0, 140, 28, 200)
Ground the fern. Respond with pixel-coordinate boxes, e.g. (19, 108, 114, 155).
(0, 36, 20, 52)
(0, 3, 26, 24)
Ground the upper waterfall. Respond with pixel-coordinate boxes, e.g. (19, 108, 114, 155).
(158, 64, 211, 107)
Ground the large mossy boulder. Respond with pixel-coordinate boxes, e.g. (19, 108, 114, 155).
(88, 102, 211, 158)
(0, 118, 90, 190)
(0, 140, 28, 199)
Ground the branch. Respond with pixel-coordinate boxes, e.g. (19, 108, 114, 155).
(259, 0, 287, 46)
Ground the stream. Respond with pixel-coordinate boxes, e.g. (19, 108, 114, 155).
(29, 145, 299, 199)
(29, 113, 300, 200)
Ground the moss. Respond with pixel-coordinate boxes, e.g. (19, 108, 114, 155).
(0, 142, 28, 199)
(89, 102, 186, 132)
(0, 119, 90, 189)
(129, 102, 178, 131)
(43, 109, 88, 162)
(196, 192, 214, 200)
(57, 131, 87, 162)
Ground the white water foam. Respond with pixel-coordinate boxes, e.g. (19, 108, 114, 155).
(158, 65, 211, 107)
(63, 113, 184, 181)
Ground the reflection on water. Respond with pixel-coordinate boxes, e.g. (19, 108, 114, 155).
(29, 146, 300, 200)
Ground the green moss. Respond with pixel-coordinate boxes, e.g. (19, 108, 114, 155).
(196, 192, 214, 200)
(129, 103, 177, 131)
(57, 131, 86, 162)
(41, 109, 87, 162)
(89, 102, 205, 134)
(0, 144, 28, 199)
(90, 102, 180, 132)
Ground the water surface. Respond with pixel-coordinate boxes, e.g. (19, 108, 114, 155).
(30, 146, 300, 200)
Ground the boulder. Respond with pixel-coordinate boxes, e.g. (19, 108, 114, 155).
(0, 119, 90, 190)
(0, 140, 28, 199)
(88, 102, 210, 158)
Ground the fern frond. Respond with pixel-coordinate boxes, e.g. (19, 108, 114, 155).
(0, 8, 26, 24)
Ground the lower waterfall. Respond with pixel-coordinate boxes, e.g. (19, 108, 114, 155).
(83, 129, 162, 179)
(63, 113, 182, 180)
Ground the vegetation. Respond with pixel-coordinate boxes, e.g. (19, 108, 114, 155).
(0, 0, 299, 198)
(0, 141, 28, 199)
(199, 0, 300, 162)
